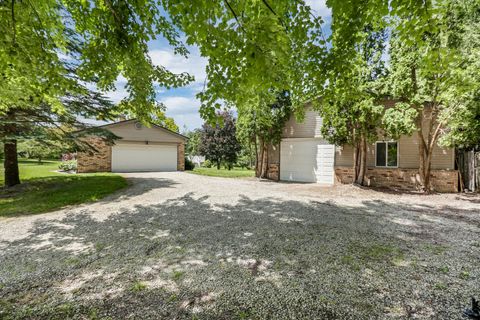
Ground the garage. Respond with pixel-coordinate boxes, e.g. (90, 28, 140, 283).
(77, 119, 187, 173)
(280, 138, 335, 184)
(112, 143, 178, 172)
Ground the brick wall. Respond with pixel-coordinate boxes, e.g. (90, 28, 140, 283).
(77, 137, 111, 173)
(177, 143, 185, 171)
(335, 166, 458, 192)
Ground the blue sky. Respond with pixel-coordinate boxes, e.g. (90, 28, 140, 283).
(103, 1, 331, 131)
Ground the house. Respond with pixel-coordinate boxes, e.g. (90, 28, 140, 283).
(77, 119, 187, 173)
(188, 155, 206, 167)
(265, 106, 458, 192)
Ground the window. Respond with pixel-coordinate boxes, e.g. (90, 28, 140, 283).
(375, 141, 398, 167)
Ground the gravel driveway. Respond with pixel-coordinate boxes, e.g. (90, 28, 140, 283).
(1, 172, 479, 319)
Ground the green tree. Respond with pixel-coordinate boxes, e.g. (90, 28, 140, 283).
(0, 87, 119, 186)
(383, 0, 479, 191)
(0, 0, 193, 186)
(237, 91, 292, 178)
(437, 0, 480, 149)
(17, 140, 62, 163)
(165, 0, 325, 122)
(318, 0, 479, 191)
(199, 111, 241, 170)
(185, 129, 202, 157)
(319, 22, 388, 185)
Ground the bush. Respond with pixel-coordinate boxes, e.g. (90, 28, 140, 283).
(59, 160, 77, 172)
(184, 157, 195, 170)
(202, 159, 212, 168)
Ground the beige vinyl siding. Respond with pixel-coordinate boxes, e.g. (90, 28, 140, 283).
(335, 146, 354, 167)
(268, 144, 280, 164)
(107, 121, 185, 143)
(396, 133, 454, 169)
(335, 145, 376, 167)
(283, 105, 454, 170)
(334, 134, 454, 169)
(114, 140, 178, 146)
(282, 107, 323, 138)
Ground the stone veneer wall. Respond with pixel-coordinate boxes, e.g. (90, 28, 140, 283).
(267, 163, 279, 181)
(177, 143, 185, 171)
(335, 166, 458, 192)
(77, 137, 111, 173)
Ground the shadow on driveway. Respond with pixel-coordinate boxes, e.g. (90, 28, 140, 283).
(1, 193, 479, 319)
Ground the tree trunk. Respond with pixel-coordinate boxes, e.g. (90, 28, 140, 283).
(416, 110, 431, 192)
(424, 148, 433, 191)
(4, 140, 20, 187)
(353, 143, 358, 182)
(256, 138, 264, 178)
(261, 145, 268, 179)
(248, 140, 254, 168)
(355, 135, 367, 185)
(254, 138, 259, 177)
(216, 160, 221, 170)
(3, 108, 20, 187)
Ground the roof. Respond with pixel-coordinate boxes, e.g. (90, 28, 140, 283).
(81, 118, 188, 140)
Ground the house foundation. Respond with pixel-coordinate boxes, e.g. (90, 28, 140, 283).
(334, 167, 458, 192)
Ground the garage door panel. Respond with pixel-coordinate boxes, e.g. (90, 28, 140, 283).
(280, 139, 335, 184)
(112, 144, 177, 172)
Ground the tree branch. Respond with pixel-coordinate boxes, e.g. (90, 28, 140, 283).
(223, 0, 246, 33)
(11, 0, 16, 45)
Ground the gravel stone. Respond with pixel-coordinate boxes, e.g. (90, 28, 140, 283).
(0, 172, 479, 319)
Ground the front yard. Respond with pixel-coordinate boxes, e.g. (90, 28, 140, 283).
(0, 172, 478, 319)
(0, 159, 127, 217)
(189, 166, 254, 178)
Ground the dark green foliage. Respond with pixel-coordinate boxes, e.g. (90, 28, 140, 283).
(199, 111, 241, 170)
(237, 90, 292, 177)
(185, 129, 202, 157)
(184, 157, 195, 171)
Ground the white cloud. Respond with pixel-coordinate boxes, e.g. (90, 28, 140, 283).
(105, 88, 128, 103)
(100, 47, 208, 104)
(304, 0, 331, 19)
(149, 47, 207, 86)
(161, 96, 199, 115)
(162, 96, 203, 130)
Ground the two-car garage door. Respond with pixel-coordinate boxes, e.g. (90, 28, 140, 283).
(112, 143, 177, 172)
(280, 138, 335, 184)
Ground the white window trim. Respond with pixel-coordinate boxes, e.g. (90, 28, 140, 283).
(375, 141, 399, 168)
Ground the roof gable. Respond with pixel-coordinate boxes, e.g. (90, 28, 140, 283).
(97, 119, 187, 143)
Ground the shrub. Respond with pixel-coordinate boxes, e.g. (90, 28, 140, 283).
(202, 159, 212, 168)
(184, 157, 195, 170)
(59, 160, 77, 172)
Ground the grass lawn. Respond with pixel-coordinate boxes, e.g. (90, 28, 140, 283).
(0, 159, 128, 217)
(188, 166, 254, 178)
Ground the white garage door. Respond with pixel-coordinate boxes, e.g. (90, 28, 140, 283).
(112, 144, 177, 172)
(280, 139, 335, 184)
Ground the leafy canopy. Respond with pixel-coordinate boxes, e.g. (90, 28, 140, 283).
(199, 111, 241, 169)
(1, 0, 193, 120)
(164, 0, 326, 121)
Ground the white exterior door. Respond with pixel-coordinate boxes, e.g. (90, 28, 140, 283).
(280, 138, 335, 184)
(112, 143, 177, 172)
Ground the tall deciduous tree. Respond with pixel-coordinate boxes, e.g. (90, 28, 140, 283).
(164, 0, 325, 121)
(199, 111, 241, 170)
(320, 0, 479, 191)
(0, 0, 193, 186)
(319, 23, 388, 185)
(384, 0, 480, 191)
(237, 91, 292, 178)
(185, 129, 202, 157)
